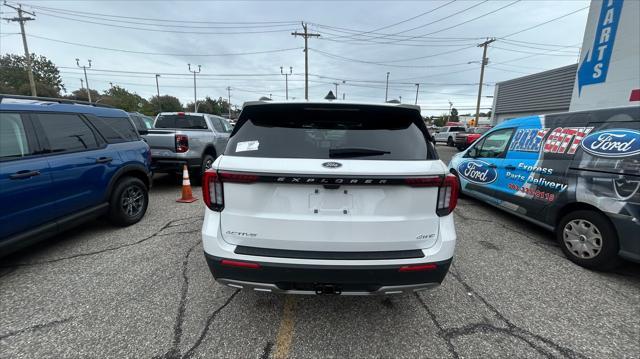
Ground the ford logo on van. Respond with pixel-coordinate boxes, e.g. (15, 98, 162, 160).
(457, 160, 498, 184)
(581, 129, 640, 158)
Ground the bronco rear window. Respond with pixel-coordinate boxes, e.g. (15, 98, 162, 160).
(226, 104, 434, 160)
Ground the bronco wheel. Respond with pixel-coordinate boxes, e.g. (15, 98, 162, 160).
(556, 210, 619, 270)
(108, 177, 148, 226)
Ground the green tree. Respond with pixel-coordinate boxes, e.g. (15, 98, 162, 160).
(0, 53, 65, 97)
(184, 96, 231, 115)
(102, 85, 147, 112)
(449, 107, 459, 123)
(150, 95, 183, 112)
(66, 88, 101, 102)
(434, 115, 447, 127)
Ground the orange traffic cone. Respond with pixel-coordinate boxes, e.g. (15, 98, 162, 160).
(177, 164, 198, 203)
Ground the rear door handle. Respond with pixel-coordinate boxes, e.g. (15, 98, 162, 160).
(10, 170, 41, 180)
(96, 157, 113, 164)
(505, 165, 516, 170)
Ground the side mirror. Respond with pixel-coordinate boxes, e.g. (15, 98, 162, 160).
(467, 147, 478, 158)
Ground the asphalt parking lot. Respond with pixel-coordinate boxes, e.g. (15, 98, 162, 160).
(1, 145, 638, 359)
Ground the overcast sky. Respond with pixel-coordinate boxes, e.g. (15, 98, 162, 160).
(0, 0, 590, 115)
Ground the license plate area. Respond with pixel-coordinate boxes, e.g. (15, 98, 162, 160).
(309, 188, 353, 215)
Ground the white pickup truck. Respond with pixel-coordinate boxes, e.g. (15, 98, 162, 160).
(433, 126, 467, 146)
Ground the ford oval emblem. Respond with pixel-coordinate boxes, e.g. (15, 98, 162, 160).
(457, 160, 498, 184)
(322, 161, 342, 168)
(580, 129, 640, 158)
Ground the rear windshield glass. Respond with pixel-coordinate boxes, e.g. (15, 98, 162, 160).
(226, 105, 431, 160)
(155, 114, 207, 129)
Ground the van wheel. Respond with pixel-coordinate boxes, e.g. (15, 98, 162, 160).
(556, 210, 619, 270)
(108, 177, 148, 227)
(447, 137, 454, 146)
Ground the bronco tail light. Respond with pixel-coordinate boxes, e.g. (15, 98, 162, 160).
(175, 134, 189, 153)
(436, 174, 458, 216)
(202, 170, 224, 211)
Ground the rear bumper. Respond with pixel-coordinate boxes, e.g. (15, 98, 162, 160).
(205, 253, 452, 295)
(151, 157, 201, 172)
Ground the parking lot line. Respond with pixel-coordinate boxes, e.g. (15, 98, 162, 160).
(274, 296, 297, 359)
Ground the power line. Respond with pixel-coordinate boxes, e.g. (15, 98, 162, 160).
(376, 0, 520, 45)
(24, 3, 298, 25)
(29, 6, 297, 29)
(491, 45, 579, 57)
(499, 6, 589, 39)
(321, 0, 457, 41)
(310, 47, 476, 68)
(28, 34, 303, 57)
(33, 11, 296, 35)
(346, 0, 491, 43)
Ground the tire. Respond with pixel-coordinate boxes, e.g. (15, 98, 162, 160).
(108, 177, 149, 227)
(194, 154, 215, 185)
(447, 137, 454, 147)
(556, 210, 620, 270)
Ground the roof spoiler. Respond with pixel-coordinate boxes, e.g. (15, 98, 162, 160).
(241, 100, 422, 112)
(0, 94, 113, 108)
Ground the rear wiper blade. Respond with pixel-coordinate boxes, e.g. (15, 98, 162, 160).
(329, 147, 391, 158)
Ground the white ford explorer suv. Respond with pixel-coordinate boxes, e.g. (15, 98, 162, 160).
(201, 101, 458, 295)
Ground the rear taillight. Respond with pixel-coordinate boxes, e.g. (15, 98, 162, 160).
(202, 171, 259, 211)
(175, 134, 189, 153)
(202, 170, 224, 211)
(405, 174, 458, 216)
(437, 174, 458, 216)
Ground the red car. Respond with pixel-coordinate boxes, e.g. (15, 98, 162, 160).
(454, 127, 492, 151)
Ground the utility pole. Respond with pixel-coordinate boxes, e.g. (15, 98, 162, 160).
(155, 74, 161, 112)
(188, 64, 201, 112)
(385, 72, 390, 102)
(399, 96, 402, 103)
(76, 59, 92, 103)
(109, 82, 114, 89)
(291, 22, 320, 100)
(226, 86, 232, 119)
(80, 78, 84, 90)
(414, 83, 420, 105)
(475, 38, 495, 126)
(333, 80, 345, 100)
(280, 66, 292, 100)
(3, 2, 37, 96)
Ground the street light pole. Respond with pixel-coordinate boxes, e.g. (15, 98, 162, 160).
(227, 86, 232, 119)
(281, 66, 292, 100)
(76, 59, 92, 103)
(385, 72, 390, 102)
(155, 74, 161, 112)
(188, 64, 201, 112)
(414, 83, 420, 105)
